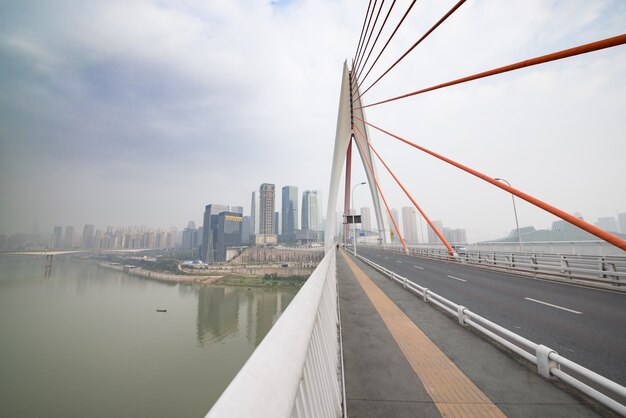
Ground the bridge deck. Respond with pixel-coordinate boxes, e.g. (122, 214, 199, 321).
(337, 249, 601, 417)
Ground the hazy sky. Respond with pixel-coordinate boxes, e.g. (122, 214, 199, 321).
(1, 0, 625, 242)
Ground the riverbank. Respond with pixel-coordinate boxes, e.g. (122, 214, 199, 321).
(98, 262, 307, 288)
(98, 262, 222, 284)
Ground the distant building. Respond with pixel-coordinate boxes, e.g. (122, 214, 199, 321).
(250, 191, 260, 235)
(63, 226, 74, 248)
(360, 207, 372, 232)
(215, 212, 243, 261)
(182, 221, 199, 251)
(619, 213, 626, 234)
(81, 224, 94, 248)
(231, 206, 244, 215)
(281, 186, 298, 243)
(259, 183, 275, 235)
(52, 226, 63, 249)
(302, 190, 321, 232)
(595, 216, 619, 233)
(241, 216, 251, 244)
(251, 183, 277, 245)
(202, 204, 229, 262)
(480, 217, 626, 244)
(274, 212, 280, 235)
(386, 209, 401, 242)
(428, 220, 444, 244)
(443, 228, 467, 244)
(402, 207, 418, 243)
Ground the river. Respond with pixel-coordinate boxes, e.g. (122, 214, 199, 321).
(0, 255, 298, 417)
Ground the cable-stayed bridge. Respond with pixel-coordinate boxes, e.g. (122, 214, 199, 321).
(211, 2, 626, 416)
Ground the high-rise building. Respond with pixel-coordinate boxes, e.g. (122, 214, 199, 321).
(428, 220, 444, 244)
(595, 216, 618, 232)
(386, 209, 401, 242)
(360, 207, 372, 232)
(63, 226, 74, 248)
(402, 207, 418, 243)
(250, 191, 260, 235)
(259, 183, 275, 235)
(202, 204, 229, 262)
(241, 216, 251, 244)
(51, 226, 63, 249)
(274, 212, 280, 235)
(619, 212, 626, 234)
(231, 206, 244, 215)
(81, 224, 95, 248)
(215, 212, 243, 261)
(182, 221, 198, 249)
(443, 228, 467, 244)
(281, 186, 298, 242)
(302, 190, 321, 231)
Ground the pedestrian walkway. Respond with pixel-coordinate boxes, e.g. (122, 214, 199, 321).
(337, 249, 602, 417)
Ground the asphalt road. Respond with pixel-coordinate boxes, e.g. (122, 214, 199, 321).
(354, 246, 626, 386)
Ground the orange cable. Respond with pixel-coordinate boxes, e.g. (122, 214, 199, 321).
(354, 116, 626, 252)
(359, 33, 626, 109)
(353, 123, 455, 255)
(350, 134, 408, 251)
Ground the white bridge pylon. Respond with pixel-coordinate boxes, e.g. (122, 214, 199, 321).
(325, 62, 391, 251)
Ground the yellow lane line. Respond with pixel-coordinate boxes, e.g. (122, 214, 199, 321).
(340, 250, 506, 418)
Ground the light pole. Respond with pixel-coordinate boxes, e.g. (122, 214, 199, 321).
(495, 178, 523, 253)
(352, 182, 366, 256)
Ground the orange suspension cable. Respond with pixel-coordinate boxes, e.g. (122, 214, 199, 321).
(359, 33, 626, 109)
(357, 0, 417, 91)
(350, 134, 407, 251)
(353, 123, 455, 255)
(355, 0, 466, 103)
(354, 116, 626, 252)
(354, 0, 389, 82)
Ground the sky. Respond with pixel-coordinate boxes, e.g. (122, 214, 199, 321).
(1, 0, 625, 242)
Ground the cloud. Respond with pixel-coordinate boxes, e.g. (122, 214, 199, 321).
(0, 0, 624, 242)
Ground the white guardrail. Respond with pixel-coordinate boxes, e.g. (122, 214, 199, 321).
(206, 246, 342, 418)
(356, 254, 626, 416)
(376, 245, 626, 286)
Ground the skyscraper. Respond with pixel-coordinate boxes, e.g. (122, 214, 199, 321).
(595, 216, 618, 232)
(259, 183, 275, 235)
(52, 226, 63, 249)
(250, 191, 260, 235)
(63, 226, 74, 248)
(231, 206, 244, 215)
(281, 186, 298, 242)
(402, 206, 418, 243)
(302, 190, 321, 231)
(429, 220, 444, 244)
(182, 221, 198, 249)
(215, 212, 243, 261)
(202, 204, 229, 262)
(274, 212, 280, 235)
(81, 224, 95, 248)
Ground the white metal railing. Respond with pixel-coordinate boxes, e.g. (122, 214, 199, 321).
(206, 246, 342, 418)
(357, 254, 626, 416)
(374, 244, 626, 286)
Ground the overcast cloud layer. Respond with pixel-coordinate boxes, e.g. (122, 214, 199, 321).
(1, 0, 625, 242)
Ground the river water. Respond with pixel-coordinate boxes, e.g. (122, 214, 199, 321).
(0, 255, 297, 417)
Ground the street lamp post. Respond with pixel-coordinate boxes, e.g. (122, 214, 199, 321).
(495, 178, 523, 253)
(352, 182, 367, 256)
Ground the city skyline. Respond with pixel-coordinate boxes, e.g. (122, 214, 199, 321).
(1, 1, 624, 244)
